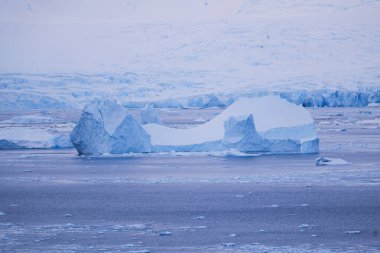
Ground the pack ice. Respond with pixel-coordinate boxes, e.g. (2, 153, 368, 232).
(71, 96, 319, 155)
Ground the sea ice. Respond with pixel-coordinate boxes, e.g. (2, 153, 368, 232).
(0, 127, 72, 149)
(159, 231, 172, 236)
(71, 96, 319, 155)
(1, 115, 54, 124)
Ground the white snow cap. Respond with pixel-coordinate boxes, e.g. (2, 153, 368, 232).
(144, 96, 315, 146)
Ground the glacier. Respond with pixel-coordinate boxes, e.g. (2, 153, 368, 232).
(70, 96, 319, 155)
(1, 0, 380, 110)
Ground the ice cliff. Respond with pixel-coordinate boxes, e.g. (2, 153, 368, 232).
(71, 96, 319, 155)
(70, 99, 151, 155)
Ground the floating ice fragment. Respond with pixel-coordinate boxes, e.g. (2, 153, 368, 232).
(159, 231, 172, 236)
(222, 243, 236, 247)
(128, 250, 150, 253)
(315, 157, 351, 166)
(229, 234, 237, 237)
(299, 224, 311, 228)
(0, 211, 5, 216)
(194, 117, 207, 123)
(345, 230, 361, 234)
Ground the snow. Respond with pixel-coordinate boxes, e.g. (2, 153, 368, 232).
(0, 127, 53, 148)
(315, 157, 351, 166)
(71, 96, 318, 155)
(0, 127, 72, 149)
(144, 96, 318, 153)
(0, 1, 379, 109)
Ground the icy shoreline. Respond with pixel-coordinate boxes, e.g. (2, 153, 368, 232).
(1, 72, 379, 110)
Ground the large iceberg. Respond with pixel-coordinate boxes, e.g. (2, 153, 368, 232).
(71, 96, 319, 155)
(70, 99, 151, 155)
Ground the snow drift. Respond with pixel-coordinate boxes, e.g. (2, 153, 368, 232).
(0, 127, 72, 149)
(71, 96, 319, 155)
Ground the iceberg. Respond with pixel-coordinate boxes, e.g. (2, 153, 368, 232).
(144, 96, 318, 153)
(140, 104, 162, 124)
(70, 99, 151, 155)
(71, 96, 319, 155)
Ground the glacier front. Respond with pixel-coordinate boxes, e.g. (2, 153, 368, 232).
(71, 96, 319, 155)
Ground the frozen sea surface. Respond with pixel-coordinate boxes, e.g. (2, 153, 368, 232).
(0, 107, 380, 252)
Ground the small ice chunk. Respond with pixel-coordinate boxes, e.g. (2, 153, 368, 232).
(299, 224, 311, 228)
(229, 234, 237, 237)
(128, 250, 150, 253)
(315, 157, 351, 166)
(195, 226, 207, 229)
(127, 224, 147, 230)
(222, 243, 236, 247)
(269, 204, 279, 208)
(64, 213, 72, 217)
(193, 216, 205, 220)
(159, 231, 172, 236)
(235, 194, 244, 198)
(345, 230, 361, 234)
(300, 203, 310, 207)
(0, 211, 6, 215)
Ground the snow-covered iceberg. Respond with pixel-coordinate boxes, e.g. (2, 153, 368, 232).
(71, 96, 319, 155)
